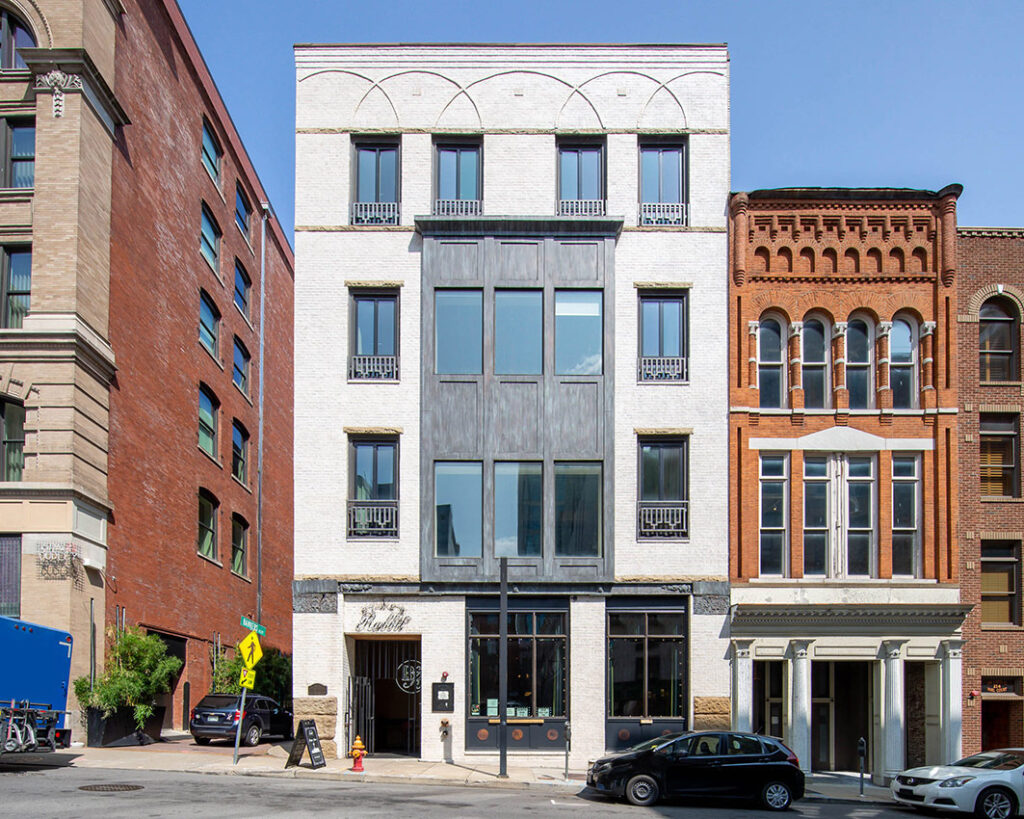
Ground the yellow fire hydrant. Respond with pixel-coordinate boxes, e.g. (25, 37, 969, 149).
(350, 735, 366, 772)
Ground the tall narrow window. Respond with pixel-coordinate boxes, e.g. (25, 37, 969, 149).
(759, 454, 787, 576)
(351, 291, 398, 379)
(802, 318, 829, 408)
(349, 440, 398, 538)
(435, 290, 481, 375)
(803, 457, 828, 575)
(435, 143, 481, 215)
(4, 120, 33, 188)
(353, 142, 399, 225)
(231, 515, 248, 576)
(981, 541, 1021, 626)
(890, 318, 916, 408)
(235, 185, 251, 236)
(555, 463, 602, 556)
(639, 143, 685, 225)
(758, 318, 785, 408)
(892, 455, 920, 576)
(495, 291, 542, 375)
(558, 143, 604, 216)
(231, 421, 248, 484)
(0, 535, 20, 617)
(555, 291, 602, 375)
(981, 414, 1020, 498)
(232, 337, 250, 394)
(200, 119, 221, 183)
(847, 318, 873, 409)
(197, 490, 218, 560)
(637, 439, 688, 539)
(846, 457, 875, 576)
(980, 298, 1019, 382)
(608, 610, 687, 718)
(638, 293, 687, 382)
(435, 462, 482, 557)
(198, 386, 218, 457)
(494, 462, 542, 557)
(1, 399, 24, 481)
(1, 246, 30, 328)
(234, 262, 251, 318)
(199, 291, 219, 356)
(200, 205, 220, 271)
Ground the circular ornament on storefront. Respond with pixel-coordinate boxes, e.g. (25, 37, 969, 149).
(618, 728, 631, 741)
(512, 729, 524, 741)
(546, 729, 559, 741)
(477, 728, 489, 741)
(396, 659, 422, 694)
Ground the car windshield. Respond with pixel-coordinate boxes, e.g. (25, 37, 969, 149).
(626, 733, 687, 752)
(952, 752, 1024, 770)
(196, 695, 239, 709)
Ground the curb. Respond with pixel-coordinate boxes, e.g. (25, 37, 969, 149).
(803, 792, 894, 806)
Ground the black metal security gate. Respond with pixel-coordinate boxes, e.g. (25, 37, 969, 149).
(348, 640, 420, 756)
(346, 675, 373, 754)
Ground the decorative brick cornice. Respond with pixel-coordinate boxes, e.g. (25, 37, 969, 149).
(958, 227, 1024, 238)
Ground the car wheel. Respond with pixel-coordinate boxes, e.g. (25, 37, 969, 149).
(244, 723, 262, 747)
(976, 788, 1017, 819)
(762, 781, 793, 811)
(625, 774, 660, 807)
(193, 736, 210, 746)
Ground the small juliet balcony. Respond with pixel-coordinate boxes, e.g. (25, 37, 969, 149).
(349, 354, 399, 381)
(637, 500, 689, 539)
(351, 202, 400, 226)
(433, 199, 482, 217)
(638, 356, 688, 383)
(639, 202, 687, 226)
(558, 199, 606, 217)
(347, 500, 399, 538)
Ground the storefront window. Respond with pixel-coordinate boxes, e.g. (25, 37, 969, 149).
(608, 610, 686, 718)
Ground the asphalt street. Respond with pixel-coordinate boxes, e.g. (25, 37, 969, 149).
(1, 764, 914, 818)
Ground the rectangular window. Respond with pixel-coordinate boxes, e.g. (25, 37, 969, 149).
(435, 462, 482, 557)
(232, 337, 250, 394)
(350, 292, 398, 380)
(234, 262, 251, 318)
(555, 290, 602, 375)
(638, 439, 688, 539)
(638, 293, 687, 381)
(639, 143, 685, 225)
(231, 421, 248, 483)
(1, 400, 23, 481)
(0, 534, 20, 617)
(981, 414, 1020, 498)
(435, 290, 482, 375)
(349, 440, 398, 538)
(200, 205, 220, 271)
(3, 119, 33, 188)
(554, 462, 602, 556)
(494, 462, 542, 557)
(803, 457, 828, 575)
(352, 142, 399, 224)
(558, 143, 604, 216)
(198, 386, 217, 457)
(759, 454, 788, 576)
(201, 119, 221, 183)
(235, 185, 251, 236)
(435, 143, 481, 215)
(608, 610, 686, 717)
(1, 246, 30, 328)
(981, 541, 1021, 626)
(469, 610, 567, 719)
(231, 515, 248, 576)
(199, 291, 219, 356)
(197, 490, 217, 560)
(495, 290, 542, 375)
(891, 455, 920, 576)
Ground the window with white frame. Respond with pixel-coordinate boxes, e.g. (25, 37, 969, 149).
(802, 317, 830, 409)
(891, 454, 921, 576)
(890, 317, 917, 409)
(758, 317, 786, 409)
(847, 317, 874, 409)
(759, 454, 787, 575)
(800, 454, 876, 578)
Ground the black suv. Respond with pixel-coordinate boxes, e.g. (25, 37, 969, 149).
(587, 731, 805, 809)
(190, 694, 293, 746)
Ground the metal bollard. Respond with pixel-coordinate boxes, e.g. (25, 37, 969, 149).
(858, 736, 867, 796)
(564, 721, 572, 781)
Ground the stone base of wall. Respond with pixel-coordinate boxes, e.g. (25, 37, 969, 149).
(293, 696, 338, 758)
(693, 696, 731, 730)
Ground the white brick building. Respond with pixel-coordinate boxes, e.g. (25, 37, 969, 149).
(292, 44, 731, 767)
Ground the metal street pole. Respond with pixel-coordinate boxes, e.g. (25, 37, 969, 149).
(232, 686, 248, 766)
(498, 557, 508, 779)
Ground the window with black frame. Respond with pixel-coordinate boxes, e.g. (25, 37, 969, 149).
(0, 10, 34, 70)
(1, 119, 33, 188)
(1, 398, 24, 481)
(349, 439, 398, 538)
(1, 246, 30, 328)
(637, 439, 688, 539)
(557, 142, 604, 216)
(350, 291, 398, 380)
(607, 610, 686, 719)
(352, 142, 399, 224)
(639, 142, 686, 225)
(435, 142, 481, 215)
(638, 292, 687, 382)
(468, 610, 567, 720)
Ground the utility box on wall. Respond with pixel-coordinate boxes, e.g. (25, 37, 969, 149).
(432, 682, 454, 713)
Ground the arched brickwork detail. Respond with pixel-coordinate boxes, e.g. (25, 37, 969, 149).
(821, 247, 838, 273)
(0, 1, 52, 48)
(842, 248, 860, 273)
(889, 247, 905, 273)
(866, 248, 883, 273)
(910, 247, 927, 273)
(752, 247, 770, 273)
(777, 247, 793, 273)
(965, 283, 1024, 322)
(797, 247, 815, 273)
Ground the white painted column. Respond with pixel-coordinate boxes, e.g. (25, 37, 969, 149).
(789, 639, 813, 773)
(941, 639, 963, 764)
(883, 640, 907, 780)
(732, 640, 754, 731)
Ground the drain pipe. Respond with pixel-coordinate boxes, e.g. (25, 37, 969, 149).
(256, 202, 269, 623)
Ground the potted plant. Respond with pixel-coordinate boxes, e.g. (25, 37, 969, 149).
(73, 626, 183, 746)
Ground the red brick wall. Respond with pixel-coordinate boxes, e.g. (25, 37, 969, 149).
(105, 0, 293, 727)
(956, 230, 1024, 753)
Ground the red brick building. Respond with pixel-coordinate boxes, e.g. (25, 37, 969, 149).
(956, 228, 1024, 753)
(728, 187, 968, 782)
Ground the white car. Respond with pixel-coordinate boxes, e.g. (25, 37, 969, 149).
(892, 749, 1024, 819)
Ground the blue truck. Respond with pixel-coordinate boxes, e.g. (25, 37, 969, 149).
(0, 615, 74, 752)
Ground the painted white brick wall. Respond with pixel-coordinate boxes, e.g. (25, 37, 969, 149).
(569, 597, 606, 766)
(690, 613, 731, 700)
(483, 134, 555, 216)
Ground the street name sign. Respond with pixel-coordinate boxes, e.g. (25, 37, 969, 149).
(239, 616, 266, 637)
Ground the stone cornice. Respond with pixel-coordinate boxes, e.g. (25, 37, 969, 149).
(731, 603, 971, 637)
(0, 319, 117, 384)
(415, 215, 623, 238)
(293, 578, 731, 598)
(958, 227, 1024, 238)
(21, 48, 130, 134)
(0, 481, 111, 512)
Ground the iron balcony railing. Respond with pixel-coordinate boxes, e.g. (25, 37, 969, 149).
(433, 199, 482, 217)
(351, 202, 400, 226)
(637, 500, 689, 539)
(349, 354, 399, 381)
(347, 500, 399, 538)
(639, 202, 688, 226)
(638, 356, 688, 383)
(557, 199, 606, 217)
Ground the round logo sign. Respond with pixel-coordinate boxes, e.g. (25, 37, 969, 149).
(396, 659, 422, 694)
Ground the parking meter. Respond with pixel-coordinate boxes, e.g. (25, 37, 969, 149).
(857, 736, 867, 795)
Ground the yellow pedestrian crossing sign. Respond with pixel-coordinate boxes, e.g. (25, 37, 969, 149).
(239, 667, 255, 690)
(239, 631, 263, 669)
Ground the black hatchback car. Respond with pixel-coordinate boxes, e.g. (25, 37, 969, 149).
(190, 694, 293, 746)
(587, 730, 805, 809)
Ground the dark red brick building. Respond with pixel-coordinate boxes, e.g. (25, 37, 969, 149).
(957, 227, 1024, 753)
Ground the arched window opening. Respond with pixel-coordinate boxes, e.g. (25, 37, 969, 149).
(802, 318, 829, 409)
(847, 318, 874, 409)
(758, 317, 785, 409)
(890, 318, 917, 409)
(980, 297, 1019, 382)
(0, 10, 35, 70)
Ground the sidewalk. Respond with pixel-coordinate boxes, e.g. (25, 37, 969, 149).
(6, 734, 893, 805)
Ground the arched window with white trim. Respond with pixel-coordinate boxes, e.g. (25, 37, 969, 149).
(890, 317, 917, 409)
(846, 317, 874, 409)
(802, 316, 830, 409)
(758, 316, 786, 409)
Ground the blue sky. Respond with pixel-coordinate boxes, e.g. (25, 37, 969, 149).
(177, 0, 1024, 243)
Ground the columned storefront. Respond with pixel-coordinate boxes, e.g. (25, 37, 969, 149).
(730, 604, 968, 784)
